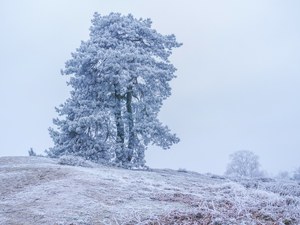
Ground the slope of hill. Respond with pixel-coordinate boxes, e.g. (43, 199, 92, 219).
(0, 156, 299, 225)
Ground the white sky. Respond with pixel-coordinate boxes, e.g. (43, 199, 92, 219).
(0, 0, 300, 175)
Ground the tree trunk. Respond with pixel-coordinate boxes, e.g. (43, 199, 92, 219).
(126, 86, 135, 162)
(114, 84, 125, 163)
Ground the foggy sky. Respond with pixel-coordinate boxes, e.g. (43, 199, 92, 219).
(1, 0, 300, 175)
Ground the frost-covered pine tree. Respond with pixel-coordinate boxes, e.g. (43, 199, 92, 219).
(47, 13, 181, 167)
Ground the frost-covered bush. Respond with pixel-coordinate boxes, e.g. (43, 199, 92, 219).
(293, 167, 300, 180)
(47, 13, 181, 168)
(58, 155, 95, 167)
(276, 171, 291, 180)
(177, 168, 188, 173)
(225, 150, 263, 178)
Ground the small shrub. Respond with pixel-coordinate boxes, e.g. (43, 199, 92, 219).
(58, 155, 95, 168)
(28, 148, 37, 156)
(293, 167, 300, 180)
(177, 168, 188, 173)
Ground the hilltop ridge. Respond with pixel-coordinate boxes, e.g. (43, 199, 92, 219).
(0, 156, 299, 224)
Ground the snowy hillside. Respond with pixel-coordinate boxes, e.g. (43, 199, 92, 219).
(1, 157, 299, 225)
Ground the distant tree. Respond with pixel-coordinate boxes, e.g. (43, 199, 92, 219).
(47, 13, 181, 167)
(293, 167, 300, 180)
(225, 150, 263, 178)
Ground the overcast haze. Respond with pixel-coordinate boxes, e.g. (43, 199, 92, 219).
(1, 0, 300, 175)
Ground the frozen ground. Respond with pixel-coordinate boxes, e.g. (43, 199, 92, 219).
(0, 156, 299, 225)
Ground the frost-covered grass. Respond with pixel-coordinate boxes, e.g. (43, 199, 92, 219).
(57, 155, 97, 168)
(0, 157, 299, 225)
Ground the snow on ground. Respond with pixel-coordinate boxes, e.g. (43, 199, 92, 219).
(0, 156, 299, 225)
